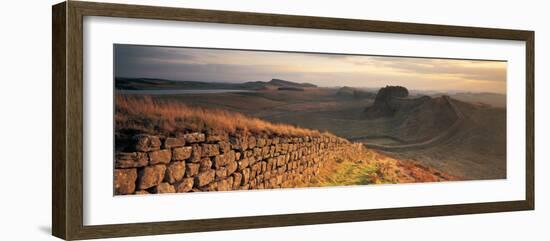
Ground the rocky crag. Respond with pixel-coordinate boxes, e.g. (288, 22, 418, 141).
(364, 85, 411, 118)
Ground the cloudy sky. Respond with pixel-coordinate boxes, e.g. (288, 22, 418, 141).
(115, 44, 507, 93)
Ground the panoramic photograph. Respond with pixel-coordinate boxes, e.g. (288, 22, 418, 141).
(113, 44, 507, 195)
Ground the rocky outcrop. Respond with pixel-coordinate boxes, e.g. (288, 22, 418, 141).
(114, 132, 353, 195)
(376, 86, 409, 100)
(364, 86, 410, 118)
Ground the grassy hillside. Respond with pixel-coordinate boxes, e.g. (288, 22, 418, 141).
(116, 94, 323, 137)
(388, 98, 506, 179)
(307, 145, 456, 187)
(449, 92, 506, 108)
(115, 93, 457, 185)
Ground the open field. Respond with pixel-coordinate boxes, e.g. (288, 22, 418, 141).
(149, 88, 379, 138)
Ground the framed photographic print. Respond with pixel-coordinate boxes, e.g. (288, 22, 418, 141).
(52, 1, 534, 240)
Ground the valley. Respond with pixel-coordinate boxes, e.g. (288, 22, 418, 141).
(116, 78, 506, 180)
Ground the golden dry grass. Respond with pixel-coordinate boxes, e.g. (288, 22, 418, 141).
(116, 94, 326, 136)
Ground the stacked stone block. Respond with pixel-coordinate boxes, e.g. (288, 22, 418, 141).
(114, 132, 351, 195)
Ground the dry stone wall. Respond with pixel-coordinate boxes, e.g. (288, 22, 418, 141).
(114, 132, 352, 195)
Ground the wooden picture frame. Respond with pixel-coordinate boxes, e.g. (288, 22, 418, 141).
(52, 1, 534, 240)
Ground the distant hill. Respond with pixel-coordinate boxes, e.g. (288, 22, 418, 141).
(268, 78, 317, 88)
(358, 85, 506, 179)
(336, 86, 375, 99)
(363, 85, 464, 142)
(242, 78, 317, 90)
(378, 96, 506, 179)
(115, 78, 242, 90)
(448, 92, 506, 108)
(115, 77, 317, 91)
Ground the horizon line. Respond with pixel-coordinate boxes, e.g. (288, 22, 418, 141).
(115, 76, 506, 95)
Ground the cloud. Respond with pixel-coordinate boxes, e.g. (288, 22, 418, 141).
(342, 56, 506, 82)
(114, 45, 507, 93)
